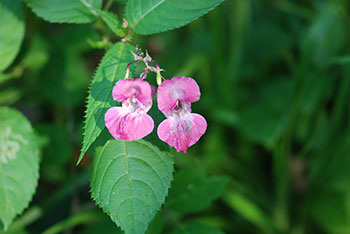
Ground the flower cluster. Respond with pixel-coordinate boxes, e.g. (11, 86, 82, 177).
(104, 53, 207, 153)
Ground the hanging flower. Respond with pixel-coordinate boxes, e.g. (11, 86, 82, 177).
(157, 77, 207, 152)
(105, 78, 154, 141)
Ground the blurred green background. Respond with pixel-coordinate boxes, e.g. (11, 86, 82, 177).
(1, 0, 349, 233)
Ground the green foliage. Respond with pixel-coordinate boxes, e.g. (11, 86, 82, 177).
(0, 0, 349, 233)
(0, 0, 24, 72)
(171, 223, 224, 234)
(166, 169, 229, 213)
(125, 0, 224, 35)
(78, 42, 135, 164)
(0, 107, 40, 230)
(235, 79, 292, 147)
(84, 5, 125, 37)
(24, 0, 102, 24)
(311, 190, 350, 234)
(90, 140, 174, 234)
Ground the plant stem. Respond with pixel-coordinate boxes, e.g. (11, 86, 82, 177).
(41, 211, 101, 234)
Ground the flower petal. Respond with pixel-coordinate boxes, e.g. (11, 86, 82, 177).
(157, 118, 190, 153)
(188, 113, 207, 147)
(105, 107, 128, 140)
(123, 113, 154, 141)
(112, 78, 152, 105)
(157, 77, 201, 114)
(105, 107, 154, 141)
(157, 113, 206, 153)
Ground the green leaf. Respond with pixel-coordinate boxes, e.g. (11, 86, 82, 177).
(23, 0, 102, 24)
(235, 79, 293, 147)
(82, 3, 125, 37)
(90, 140, 174, 234)
(0, 0, 25, 72)
(171, 223, 224, 234)
(166, 169, 229, 213)
(78, 42, 135, 164)
(126, 0, 224, 35)
(0, 107, 40, 230)
(311, 190, 350, 234)
(224, 190, 277, 234)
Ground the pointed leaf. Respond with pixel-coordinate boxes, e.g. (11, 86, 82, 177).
(78, 42, 135, 164)
(82, 3, 125, 37)
(91, 140, 174, 234)
(24, 0, 102, 24)
(0, 107, 40, 230)
(126, 0, 224, 35)
(0, 0, 25, 72)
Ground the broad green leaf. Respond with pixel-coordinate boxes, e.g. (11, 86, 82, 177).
(91, 140, 174, 234)
(0, 107, 40, 230)
(171, 223, 224, 234)
(78, 42, 134, 164)
(0, 0, 24, 72)
(165, 169, 229, 213)
(23, 0, 102, 24)
(125, 0, 224, 35)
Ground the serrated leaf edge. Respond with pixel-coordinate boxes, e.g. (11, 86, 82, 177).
(89, 140, 175, 234)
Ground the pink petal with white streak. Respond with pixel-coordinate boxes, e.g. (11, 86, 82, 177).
(157, 113, 207, 153)
(112, 78, 152, 105)
(157, 77, 201, 114)
(105, 107, 154, 141)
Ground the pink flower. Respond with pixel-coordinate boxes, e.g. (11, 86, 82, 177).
(105, 78, 154, 141)
(157, 77, 207, 153)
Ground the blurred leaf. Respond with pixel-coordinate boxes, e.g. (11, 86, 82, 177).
(22, 35, 49, 71)
(309, 136, 350, 192)
(166, 169, 229, 213)
(34, 124, 73, 182)
(302, 1, 346, 65)
(126, 0, 224, 35)
(39, 51, 89, 107)
(145, 212, 164, 234)
(0, 89, 21, 105)
(77, 213, 123, 234)
(0, 73, 15, 84)
(24, 0, 102, 24)
(171, 223, 224, 234)
(0, 0, 24, 72)
(224, 190, 277, 233)
(246, 20, 291, 64)
(78, 42, 134, 164)
(327, 55, 350, 66)
(235, 78, 293, 147)
(114, 0, 128, 3)
(57, 25, 101, 53)
(90, 140, 174, 234)
(311, 190, 350, 234)
(0, 107, 40, 230)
